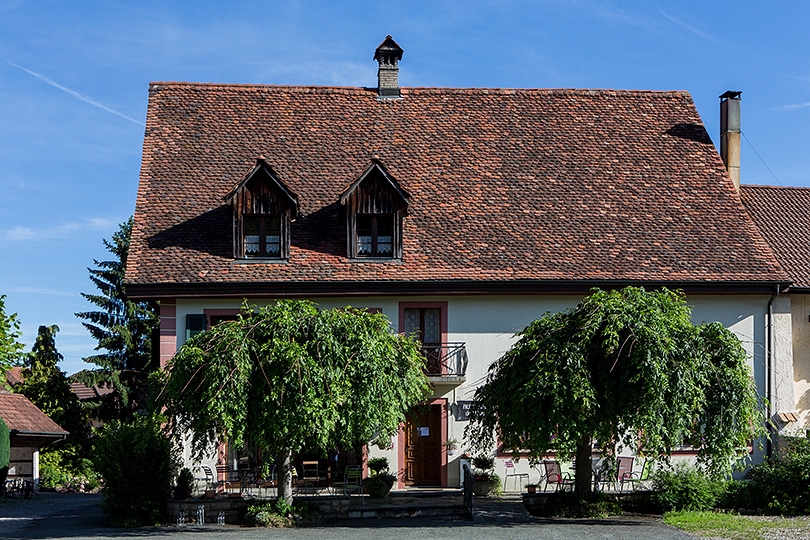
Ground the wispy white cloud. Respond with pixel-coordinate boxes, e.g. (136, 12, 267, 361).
(6, 286, 75, 297)
(657, 8, 717, 42)
(6, 60, 145, 126)
(775, 102, 810, 111)
(5, 217, 120, 240)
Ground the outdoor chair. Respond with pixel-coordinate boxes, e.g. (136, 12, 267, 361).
(593, 456, 633, 492)
(215, 465, 233, 494)
(332, 466, 364, 504)
(621, 458, 653, 491)
(503, 459, 529, 492)
(540, 460, 574, 492)
(199, 465, 215, 491)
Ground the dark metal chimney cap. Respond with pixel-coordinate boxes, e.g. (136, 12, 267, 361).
(374, 35, 403, 62)
(719, 90, 742, 100)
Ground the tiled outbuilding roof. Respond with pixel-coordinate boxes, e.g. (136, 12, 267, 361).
(740, 185, 810, 291)
(0, 391, 68, 436)
(126, 84, 788, 296)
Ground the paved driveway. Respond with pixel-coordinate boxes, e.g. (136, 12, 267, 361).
(0, 493, 694, 540)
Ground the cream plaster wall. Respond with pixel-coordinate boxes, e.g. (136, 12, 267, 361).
(174, 293, 772, 487)
(791, 294, 810, 435)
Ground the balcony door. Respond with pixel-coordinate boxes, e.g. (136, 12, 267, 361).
(403, 307, 442, 374)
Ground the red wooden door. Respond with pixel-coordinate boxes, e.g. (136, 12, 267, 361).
(404, 405, 441, 485)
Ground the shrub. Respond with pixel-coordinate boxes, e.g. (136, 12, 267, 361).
(472, 455, 495, 472)
(92, 416, 179, 527)
(39, 447, 100, 492)
(719, 436, 810, 515)
(367, 457, 388, 476)
(0, 417, 9, 487)
(243, 499, 319, 527)
(174, 467, 195, 499)
(651, 464, 721, 512)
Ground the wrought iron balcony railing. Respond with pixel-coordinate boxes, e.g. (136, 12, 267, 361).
(420, 342, 468, 377)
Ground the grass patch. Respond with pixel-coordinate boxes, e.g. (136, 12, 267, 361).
(664, 510, 810, 540)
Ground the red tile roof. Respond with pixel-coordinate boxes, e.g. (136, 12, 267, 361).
(3, 367, 24, 388)
(69, 380, 114, 400)
(126, 84, 788, 295)
(740, 185, 810, 290)
(0, 391, 68, 436)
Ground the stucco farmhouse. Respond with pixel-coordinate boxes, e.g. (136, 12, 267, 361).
(125, 36, 795, 488)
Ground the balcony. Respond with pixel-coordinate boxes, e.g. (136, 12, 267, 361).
(420, 342, 468, 388)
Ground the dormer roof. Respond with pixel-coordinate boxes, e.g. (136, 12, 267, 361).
(340, 159, 409, 208)
(225, 157, 299, 218)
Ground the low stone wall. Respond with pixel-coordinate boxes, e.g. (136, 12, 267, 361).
(522, 490, 656, 515)
(167, 495, 352, 525)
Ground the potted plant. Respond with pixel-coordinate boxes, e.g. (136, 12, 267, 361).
(363, 457, 396, 498)
(174, 467, 195, 500)
(444, 437, 460, 456)
(471, 455, 500, 496)
(526, 483, 539, 494)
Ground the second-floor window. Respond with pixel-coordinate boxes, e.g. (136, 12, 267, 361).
(244, 214, 281, 258)
(357, 214, 394, 257)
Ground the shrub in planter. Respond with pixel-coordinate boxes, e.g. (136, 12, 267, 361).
(363, 457, 396, 498)
(471, 454, 501, 496)
(92, 415, 179, 527)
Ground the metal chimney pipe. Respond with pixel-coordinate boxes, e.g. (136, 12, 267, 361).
(720, 91, 742, 193)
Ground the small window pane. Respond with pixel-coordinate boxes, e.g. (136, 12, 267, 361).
(266, 235, 281, 257)
(377, 236, 392, 255)
(358, 235, 372, 255)
(244, 216, 261, 257)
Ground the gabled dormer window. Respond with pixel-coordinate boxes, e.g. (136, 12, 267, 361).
(225, 158, 298, 260)
(340, 160, 409, 260)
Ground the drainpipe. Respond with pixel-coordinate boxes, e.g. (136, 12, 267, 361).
(766, 284, 780, 459)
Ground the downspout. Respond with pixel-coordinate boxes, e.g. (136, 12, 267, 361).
(766, 284, 780, 459)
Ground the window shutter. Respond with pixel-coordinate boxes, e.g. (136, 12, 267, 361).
(186, 314, 207, 341)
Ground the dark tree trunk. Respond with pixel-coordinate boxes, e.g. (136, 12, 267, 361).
(277, 448, 294, 505)
(574, 436, 593, 495)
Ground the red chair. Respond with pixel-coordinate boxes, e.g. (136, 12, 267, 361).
(541, 460, 574, 492)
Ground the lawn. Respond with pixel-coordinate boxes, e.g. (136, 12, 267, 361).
(665, 511, 810, 540)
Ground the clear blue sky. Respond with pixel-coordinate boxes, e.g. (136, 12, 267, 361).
(1, 1, 808, 375)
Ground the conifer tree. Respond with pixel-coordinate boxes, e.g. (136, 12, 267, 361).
(18, 325, 89, 445)
(75, 218, 158, 419)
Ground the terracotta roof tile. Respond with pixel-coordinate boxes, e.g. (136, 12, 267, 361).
(126, 84, 787, 290)
(741, 185, 810, 290)
(0, 392, 68, 435)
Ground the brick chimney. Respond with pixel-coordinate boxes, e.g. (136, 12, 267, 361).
(720, 91, 742, 193)
(374, 35, 403, 99)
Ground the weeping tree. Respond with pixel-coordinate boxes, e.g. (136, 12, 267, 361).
(75, 218, 158, 420)
(158, 300, 430, 504)
(466, 287, 766, 495)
